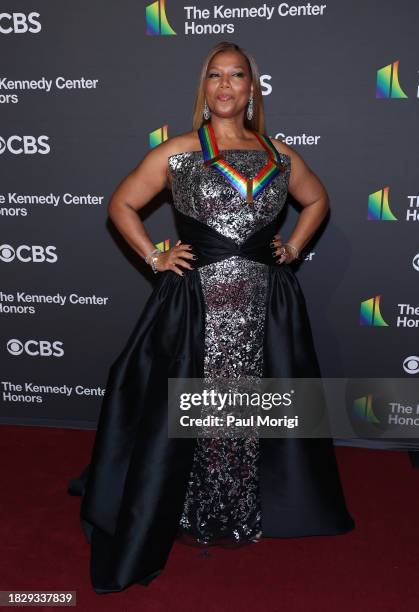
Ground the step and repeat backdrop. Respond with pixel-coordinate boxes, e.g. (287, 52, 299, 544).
(1, 1, 418, 450)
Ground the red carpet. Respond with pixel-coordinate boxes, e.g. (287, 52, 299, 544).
(0, 425, 418, 611)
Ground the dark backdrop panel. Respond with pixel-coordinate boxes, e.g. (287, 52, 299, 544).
(1, 1, 418, 450)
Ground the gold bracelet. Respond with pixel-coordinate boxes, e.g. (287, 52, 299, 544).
(284, 243, 300, 259)
(145, 248, 162, 273)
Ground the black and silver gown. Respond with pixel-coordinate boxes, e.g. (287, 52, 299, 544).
(68, 147, 355, 594)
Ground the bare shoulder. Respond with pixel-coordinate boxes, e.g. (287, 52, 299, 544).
(139, 131, 201, 189)
(168, 130, 201, 155)
(268, 137, 298, 161)
(267, 137, 328, 205)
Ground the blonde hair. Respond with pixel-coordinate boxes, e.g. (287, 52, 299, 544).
(191, 41, 266, 134)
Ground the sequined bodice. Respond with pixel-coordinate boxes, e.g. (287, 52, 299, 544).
(168, 150, 291, 244)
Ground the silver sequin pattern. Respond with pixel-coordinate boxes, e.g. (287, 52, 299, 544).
(168, 149, 291, 545)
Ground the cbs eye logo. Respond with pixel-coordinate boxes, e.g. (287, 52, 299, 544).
(7, 339, 64, 358)
(403, 356, 419, 375)
(0, 244, 57, 263)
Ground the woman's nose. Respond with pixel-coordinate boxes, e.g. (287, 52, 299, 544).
(220, 76, 231, 87)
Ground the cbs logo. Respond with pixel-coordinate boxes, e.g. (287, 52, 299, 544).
(403, 356, 419, 375)
(0, 244, 58, 263)
(7, 339, 64, 358)
(0, 135, 50, 155)
(0, 12, 41, 34)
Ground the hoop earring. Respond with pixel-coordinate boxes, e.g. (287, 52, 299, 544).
(246, 94, 254, 121)
(203, 99, 211, 120)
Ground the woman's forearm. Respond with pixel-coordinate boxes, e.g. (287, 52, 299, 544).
(108, 199, 157, 261)
(286, 196, 329, 255)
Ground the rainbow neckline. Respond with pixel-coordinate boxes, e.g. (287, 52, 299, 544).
(198, 121, 285, 203)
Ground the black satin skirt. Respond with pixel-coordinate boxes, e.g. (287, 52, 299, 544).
(68, 210, 355, 593)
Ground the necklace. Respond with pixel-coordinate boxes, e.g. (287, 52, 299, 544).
(198, 121, 285, 204)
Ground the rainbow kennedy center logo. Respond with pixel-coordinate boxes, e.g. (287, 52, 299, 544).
(367, 187, 397, 221)
(360, 298, 419, 328)
(376, 60, 408, 98)
(149, 124, 169, 147)
(353, 394, 380, 423)
(360, 295, 389, 327)
(368, 187, 419, 222)
(351, 390, 419, 433)
(154, 238, 171, 254)
(145, 1, 329, 36)
(146, 0, 176, 35)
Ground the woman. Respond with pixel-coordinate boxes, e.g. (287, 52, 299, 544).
(69, 41, 355, 594)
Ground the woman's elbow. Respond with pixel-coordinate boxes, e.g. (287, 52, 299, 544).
(107, 197, 121, 220)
